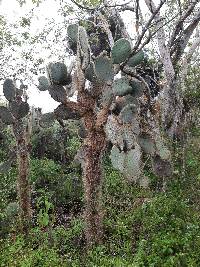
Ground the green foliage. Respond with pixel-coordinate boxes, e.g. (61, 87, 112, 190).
(133, 195, 200, 266)
(0, 218, 84, 266)
(30, 158, 83, 208)
(0, 167, 17, 210)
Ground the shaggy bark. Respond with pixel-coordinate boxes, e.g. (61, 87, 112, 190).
(82, 124, 106, 245)
(73, 66, 109, 246)
(13, 122, 31, 232)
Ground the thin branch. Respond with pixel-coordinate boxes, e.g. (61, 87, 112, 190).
(104, 0, 132, 8)
(172, 9, 200, 65)
(135, 0, 140, 35)
(131, 0, 166, 56)
(169, 0, 199, 47)
(181, 29, 200, 81)
(138, 13, 178, 52)
(144, 0, 175, 85)
(70, 0, 96, 11)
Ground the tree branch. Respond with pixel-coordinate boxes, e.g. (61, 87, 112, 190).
(168, 0, 199, 47)
(70, 0, 96, 11)
(132, 0, 166, 54)
(144, 0, 175, 86)
(172, 9, 200, 65)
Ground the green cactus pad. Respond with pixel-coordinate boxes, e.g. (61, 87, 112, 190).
(110, 145, 125, 171)
(85, 62, 97, 82)
(99, 85, 114, 107)
(10, 101, 29, 119)
(110, 143, 142, 183)
(113, 77, 133, 96)
(156, 140, 171, 161)
(124, 144, 142, 182)
(54, 104, 81, 120)
(38, 76, 50, 91)
(79, 26, 90, 54)
(138, 134, 155, 155)
(79, 26, 90, 69)
(94, 55, 114, 83)
(127, 50, 145, 67)
(0, 106, 14, 125)
(67, 24, 79, 44)
(48, 85, 67, 103)
(3, 79, 16, 101)
(47, 62, 71, 86)
(111, 38, 132, 64)
(39, 112, 55, 128)
(106, 114, 139, 151)
(119, 103, 137, 123)
(130, 78, 144, 97)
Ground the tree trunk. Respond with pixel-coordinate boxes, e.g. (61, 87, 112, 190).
(82, 117, 106, 246)
(13, 121, 32, 233)
(17, 140, 31, 232)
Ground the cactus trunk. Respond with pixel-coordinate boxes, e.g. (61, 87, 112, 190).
(14, 123, 31, 232)
(82, 113, 106, 246)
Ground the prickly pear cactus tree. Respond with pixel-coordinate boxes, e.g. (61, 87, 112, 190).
(0, 78, 31, 232)
(38, 8, 172, 245)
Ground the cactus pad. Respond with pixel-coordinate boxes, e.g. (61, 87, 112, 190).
(0, 106, 14, 125)
(110, 143, 142, 183)
(10, 101, 29, 119)
(156, 140, 171, 161)
(113, 77, 133, 96)
(130, 78, 144, 97)
(48, 85, 67, 103)
(54, 104, 81, 120)
(138, 133, 156, 155)
(67, 24, 79, 44)
(39, 112, 55, 128)
(3, 79, 16, 101)
(38, 76, 50, 91)
(111, 38, 132, 64)
(127, 50, 145, 67)
(152, 155, 173, 178)
(119, 103, 138, 124)
(106, 114, 139, 150)
(94, 55, 114, 83)
(85, 62, 97, 83)
(47, 62, 71, 86)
